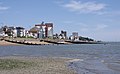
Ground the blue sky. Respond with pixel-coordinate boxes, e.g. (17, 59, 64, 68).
(0, 0, 120, 41)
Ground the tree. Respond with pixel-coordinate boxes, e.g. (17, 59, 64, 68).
(79, 36, 94, 41)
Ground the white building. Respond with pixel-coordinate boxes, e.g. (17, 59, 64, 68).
(69, 32, 79, 41)
(16, 27, 26, 37)
(8, 27, 17, 37)
(35, 23, 53, 38)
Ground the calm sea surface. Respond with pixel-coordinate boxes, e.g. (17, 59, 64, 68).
(0, 42, 120, 74)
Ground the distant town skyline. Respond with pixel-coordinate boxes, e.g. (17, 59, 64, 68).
(0, 0, 120, 41)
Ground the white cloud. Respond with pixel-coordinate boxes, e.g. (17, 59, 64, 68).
(0, 2, 9, 11)
(63, 0, 106, 14)
(0, 6, 9, 10)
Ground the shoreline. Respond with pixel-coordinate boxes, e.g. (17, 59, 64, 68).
(0, 56, 77, 74)
(0, 40, 102, 46)
(0, 40, 22, 46)
(0, 37, 102, 46)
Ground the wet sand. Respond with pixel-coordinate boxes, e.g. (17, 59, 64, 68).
(0, 56, 76, 74)
(0, 41, 22, 46)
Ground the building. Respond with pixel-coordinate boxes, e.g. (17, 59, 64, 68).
(45, 23, 53, 38)
(0, 28, 6, 37)
(16, 27, 25, 37)
(69, 32, 79, 41)
(38, 25, 44, 39)
(53, 33, 59, 39)
(59, 30, 67, 39)
(0, 26, 17, 37)
(35, 22, 53, 38)
(29, 26, 39, 38)
(2, 26, 9, 35)
(0, 26, 26, 37)
(8, 27, 17, 37)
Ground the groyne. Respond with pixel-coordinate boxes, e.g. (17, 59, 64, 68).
(1, 37, 102, 45)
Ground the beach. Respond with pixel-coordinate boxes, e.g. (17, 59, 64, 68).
(0, 56, 76, 74)
(0, 41, 120, 74)
(0, 40, 77, 74)
(0, 41, 22, 46)
(0, 38, 51, 46)
(0, 39, 77, 74)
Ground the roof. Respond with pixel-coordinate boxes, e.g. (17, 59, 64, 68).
(16, 27, 25, 29)
(29, 27, 39, 33)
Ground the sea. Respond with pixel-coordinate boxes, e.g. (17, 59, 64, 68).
(0, 42, 120, 74)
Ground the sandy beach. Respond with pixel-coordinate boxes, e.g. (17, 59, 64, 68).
(0, 56, 76, 74)
(0, 41, 22, 46)
(0, 38, 51, 46)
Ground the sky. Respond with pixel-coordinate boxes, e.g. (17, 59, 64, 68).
(0, 0, 120, 41)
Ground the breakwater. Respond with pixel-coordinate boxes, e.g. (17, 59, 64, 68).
(2, 38, 101, 45)
(4, 39, 51, 45)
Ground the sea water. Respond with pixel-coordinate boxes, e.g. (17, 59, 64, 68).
(0, 42, 120, 74)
